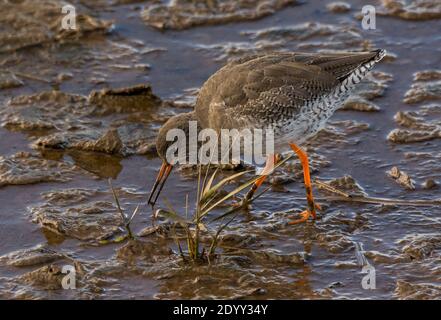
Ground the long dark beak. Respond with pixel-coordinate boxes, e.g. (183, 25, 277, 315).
(148, 161, 173, 208)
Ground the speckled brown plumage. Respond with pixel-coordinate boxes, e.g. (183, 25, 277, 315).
(149, 50, 386, 215)
(195, 50, 385, 141)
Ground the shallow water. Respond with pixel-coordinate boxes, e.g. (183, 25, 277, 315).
(0, 0, 440, 299)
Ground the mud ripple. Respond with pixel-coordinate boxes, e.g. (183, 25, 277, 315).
(0, 152, 89, 188)
(404, 70, 441, 104)
(378, 0, 441, 21)
(29, 187, 139, 241)
(0, 0, 112, 54)
(0, 86, 170, 156)
(141, 0, 297, 30)
(388, 104, 441, 143)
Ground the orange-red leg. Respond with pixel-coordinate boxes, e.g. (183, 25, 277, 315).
(288, 143, 320, 224)
(242, 154, 280, 204)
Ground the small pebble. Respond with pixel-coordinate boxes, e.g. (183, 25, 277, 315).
(422, 179, 438, 190)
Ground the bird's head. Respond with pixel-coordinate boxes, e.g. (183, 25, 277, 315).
(148, 111, 200, 207)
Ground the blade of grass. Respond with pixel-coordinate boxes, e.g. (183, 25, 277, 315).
(200, 154, 294, 218)
(248, 184, 272, 203)
(185, 194, 189, 220)
(200, 170, 253, 210)
(127, 204, 140, 226)
(199, 176, 259, 218)
(195, 165, 203, 259)
(201, 162, 212, 199)
(108, 178, 127, 221)
(209, 212, 239, 256)
(202, 168, 218, 199)
(172, 224, 186, 262)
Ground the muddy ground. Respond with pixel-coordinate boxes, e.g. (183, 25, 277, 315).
(0, 0, 440, 299)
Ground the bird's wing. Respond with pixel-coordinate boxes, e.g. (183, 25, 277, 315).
(199, 59, 337, 130)
(196, 51, 380, 129)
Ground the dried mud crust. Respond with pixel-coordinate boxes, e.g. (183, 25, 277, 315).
(29, 186, 149, 242)
(92, 188, 375, 300)
(0, 240, 171, 299)
(141, 0, 297, 30)
(398, 233, 441, 260)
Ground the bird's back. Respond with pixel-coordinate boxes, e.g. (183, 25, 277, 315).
(195, 50, 385, 134)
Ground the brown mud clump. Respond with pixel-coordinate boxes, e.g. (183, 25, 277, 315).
(0, 244, 65, 267)
(422, 178, 438, 189)
(378, 0, 441, 21)
(387, 166, 416, 190)
(0, 152, 89, 188)
(404, 70, 441, 104)
(30, 188, 126, 241)
(89, 85, 162, 114)
(0, 0, 112, 54)
(116, 239, 174, 265)
(397, 233, 441, 260)
(321, 175, 367, 196)
(1, 86, 167, 156)
(16, 265, 66, 290)
(326, 2, 351, 13)
(0, 72, 24, 90)
(141, 0, 297, 30)
(395, 280, 441, 299)
(387, 104, 441, 143)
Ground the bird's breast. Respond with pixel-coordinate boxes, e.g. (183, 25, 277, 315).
(270, 92, 348, 153)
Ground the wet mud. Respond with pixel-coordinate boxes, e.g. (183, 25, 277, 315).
(141, 0, 298, 30)
(0, 0, 440, 299)
(378, 0, 441, 21)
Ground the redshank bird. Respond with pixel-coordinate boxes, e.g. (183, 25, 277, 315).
(148, 50, 386, 224)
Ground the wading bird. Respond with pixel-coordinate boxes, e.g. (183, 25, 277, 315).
(148, 50, 386, 224)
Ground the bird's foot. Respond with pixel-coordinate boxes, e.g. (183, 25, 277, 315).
(288, 203, 322, 225)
